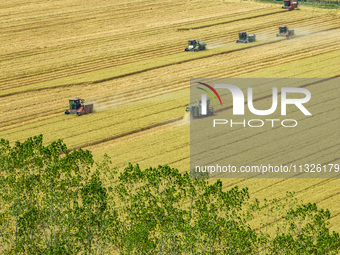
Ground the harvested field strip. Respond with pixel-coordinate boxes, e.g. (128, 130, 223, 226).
(0, 92, 187, 149)
(1, 35, 339, 133)
(0, 22, 338, 103)
(0, 82, 188, 130)
(1, 30, 337, 121)
(1, 26, 339, 98)
(0, 15, 332, 85)
(1, 10, 336, 90)
(177, 9, 285, 30)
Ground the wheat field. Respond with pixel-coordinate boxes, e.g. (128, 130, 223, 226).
(1, 0, 340, 233)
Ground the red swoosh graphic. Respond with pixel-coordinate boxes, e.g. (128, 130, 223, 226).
(198, 82, 223, 106)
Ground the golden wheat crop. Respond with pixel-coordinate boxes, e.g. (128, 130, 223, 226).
(1, 0, 339, 233)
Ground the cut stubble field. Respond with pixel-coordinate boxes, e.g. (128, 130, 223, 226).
(0, 0, 340, 233)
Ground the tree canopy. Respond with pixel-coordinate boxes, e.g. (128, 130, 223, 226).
(0, 135, 339, 254)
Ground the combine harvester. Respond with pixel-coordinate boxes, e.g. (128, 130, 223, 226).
(276, 26, 295, 39)
(185, 39, 206, 52)
(236, 32, 256, 43)
(64, 98, 93, 116)
(186, 99, 214, 118)
(282, 0, 298, 10)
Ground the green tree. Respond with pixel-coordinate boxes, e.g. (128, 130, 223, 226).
(0, 135, 117, 254)
(1, 135, 339, 254)
(114, 164, 258, 254)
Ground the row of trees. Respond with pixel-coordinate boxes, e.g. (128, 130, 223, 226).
(0, 135, 339, 254)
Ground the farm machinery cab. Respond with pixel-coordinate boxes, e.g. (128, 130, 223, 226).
(282, 0, 298, 10)
(236, 32, 256, 43)
(185, 40, 206, 52)
(186, 99, 214, 118)
(64, 98, 93, 116)
(276, 26, 295, 39)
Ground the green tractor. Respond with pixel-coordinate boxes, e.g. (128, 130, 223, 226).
(236, 32, 256, 43)
(186, 99, 214, 118)
(185, 39, 206, 52)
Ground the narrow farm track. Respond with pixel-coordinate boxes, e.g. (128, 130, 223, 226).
(1, 0, 340, 235)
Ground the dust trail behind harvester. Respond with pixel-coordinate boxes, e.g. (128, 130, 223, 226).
(255, 32, 269, 42)
(183, 112, 191, 123)
(206, 42, 226, 49)
(182, 111, 191, 124)
(91, 100, 118, 112)
(294, 28, 312, 37)
(91, 94, 123, 113)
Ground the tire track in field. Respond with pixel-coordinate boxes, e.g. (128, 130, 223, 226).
(80, 116, 187, 151)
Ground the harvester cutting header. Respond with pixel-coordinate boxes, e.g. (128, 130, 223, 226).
(64, 98, 93, 116)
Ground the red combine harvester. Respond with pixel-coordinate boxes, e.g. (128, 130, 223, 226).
(282, 0, 298, 10)
(276, 26, 295, 39)
(64, 98, 93, 116)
